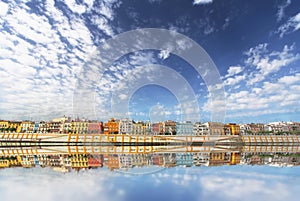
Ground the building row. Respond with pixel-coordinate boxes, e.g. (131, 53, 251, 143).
(0, 117, 299, 135)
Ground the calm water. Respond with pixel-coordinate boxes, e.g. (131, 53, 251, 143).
(1, 150, 300, 201)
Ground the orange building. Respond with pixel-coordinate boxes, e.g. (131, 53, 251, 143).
(104, 118, 119, 134)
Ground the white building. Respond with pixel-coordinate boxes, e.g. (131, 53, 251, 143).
(193, 122, 209, 135)
(119, 118, 133, 134)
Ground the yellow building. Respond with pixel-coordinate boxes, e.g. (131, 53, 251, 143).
(71, 121, 88, 134)
(225, 123, 241, 135)
(0, 120, 9, 131)
(209, 152, 231, 166)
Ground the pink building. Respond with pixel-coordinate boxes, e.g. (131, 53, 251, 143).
(88, 122, 103, 134)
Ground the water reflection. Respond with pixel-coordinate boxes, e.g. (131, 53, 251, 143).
(1, 144, 300, 201)
(0, 145, 300, 171)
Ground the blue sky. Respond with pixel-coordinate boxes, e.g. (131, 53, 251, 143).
(0, 0, 300, 122)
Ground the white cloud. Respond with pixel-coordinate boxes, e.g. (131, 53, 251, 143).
(0, 0, 120, 120)
(193, 0, 213, 5)
(245, 44, 300, 85)
(64, 0, 94, 14)
(0, 168, 125, 201)
(91, 16, 115, 37)
(276, 0, 291, 21)
(224, 74, 245, 86)
(0, 1, 9, 16)
(278, 73, 300, 85)
(225, 66, 244, 78)
(201, 175, 292, 201)
(158, 50, 170, 60)
(277, 12, 300, 37)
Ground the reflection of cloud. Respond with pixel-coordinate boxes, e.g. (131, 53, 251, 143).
(0, 168, 123, 201)
(201, 176, 291, 201)
(1, 166, 300, 201)
(193, 0, 213, 5)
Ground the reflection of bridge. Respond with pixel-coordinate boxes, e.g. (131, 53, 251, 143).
(0, 133, 243, 144)
(0, 133, 299, 156)
(0, 133, 299, 145)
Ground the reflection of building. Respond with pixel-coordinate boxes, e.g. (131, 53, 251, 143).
(164, 153, 176, 167)
(19, 155, 35, 168)
(193, 152, 210, 166)
(88, 154, 103, 167)
(70, 154, 88, 168)
(152, 154, 165, 166)
(119, 154, 134, 169)
(209, 152, 231, 166)
(132, 154, 149, 167)
(105, 154, 120, 171)
(230, 153, 241, 165)
(0, 159, 10, 168)
(48, 155, 62, 167)
(176, 153, 194, 167)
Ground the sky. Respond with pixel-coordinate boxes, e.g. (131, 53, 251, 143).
(0, 165, 300, 201)
(0, 0, 300, 123)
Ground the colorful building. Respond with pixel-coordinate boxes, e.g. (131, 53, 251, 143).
(0, 120, 9, 131)
(119, 118, 133, 134)
(88, 122, 103, 134)
(176, 153, 194, 167)
(163, 120, 176, 135)
(176, 121, 193, 135)
(133, 121, 143, 135)
(193, 122, 209, 135)
(152, 122, 164, 135)
(71, 121, 88, 134)
(225, 123, 241, 135)
(18, 121, 34, 133)
(104, 118, 119, 134)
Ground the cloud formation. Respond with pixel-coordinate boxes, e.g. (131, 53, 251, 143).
(277, 12, 300, 37)
(0, 0, 120, 120)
